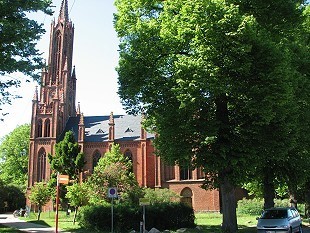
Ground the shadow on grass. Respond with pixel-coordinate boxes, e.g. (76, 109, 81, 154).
(27, 220, 51, 227)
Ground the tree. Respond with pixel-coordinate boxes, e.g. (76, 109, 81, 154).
(66, 182, 89, 224)
(48, 131, 85, 181)
(28, 182, 51, 220)
(114, 0, 307, 231)
(0, 0, 53, 117)
(87, 143, 142, 205)
(0, 124, 30, 190)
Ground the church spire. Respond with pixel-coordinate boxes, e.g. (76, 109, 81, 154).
(58, 0, 69, 21)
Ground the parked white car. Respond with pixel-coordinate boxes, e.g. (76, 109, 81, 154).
(256, 207, 303, 233)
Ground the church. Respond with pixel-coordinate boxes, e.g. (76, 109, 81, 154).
(27, 0, 220, 212)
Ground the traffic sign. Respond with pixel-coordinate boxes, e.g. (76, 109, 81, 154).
(58, 174, 69, 184)
(108, 187, 118, 198)
(139, 198, 150, 206)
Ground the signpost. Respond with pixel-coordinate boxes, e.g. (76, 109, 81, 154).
(108, 187, 118, 233)
(139, 198, 150, 233)
(55, 174, 69, 233)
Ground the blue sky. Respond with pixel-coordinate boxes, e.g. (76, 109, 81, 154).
(0, 0, 125, 138)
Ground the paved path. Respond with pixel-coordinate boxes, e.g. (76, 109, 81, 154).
(0, 214, 57, 233)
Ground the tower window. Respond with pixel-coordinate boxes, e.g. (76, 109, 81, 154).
(37, 119, 43, 138)
(37, 148, 46, 182)
(44, 119, 51, 137)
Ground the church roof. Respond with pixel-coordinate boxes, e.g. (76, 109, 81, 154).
(62, 114, 155, 142)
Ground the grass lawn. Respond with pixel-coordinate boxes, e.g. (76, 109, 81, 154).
(0, 211, 259, 233)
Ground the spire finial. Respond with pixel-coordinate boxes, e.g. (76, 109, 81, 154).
(58, 0, 69, 21)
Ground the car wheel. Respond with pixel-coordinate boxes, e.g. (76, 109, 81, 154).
(297, 225, 303, 233)
(289, 227, 293, 233)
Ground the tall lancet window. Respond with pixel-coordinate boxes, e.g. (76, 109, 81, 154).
(52, 31, 62, 83)
(37, 148, 47, 182)
(92, 150, 101, 172)
(44, 119, 51, 137)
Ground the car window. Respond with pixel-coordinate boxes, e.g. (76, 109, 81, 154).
(261, 209, 288, 219)
(287, 209, 294, 218)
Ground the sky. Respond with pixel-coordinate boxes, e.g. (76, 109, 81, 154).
(0, 0, 126, 139)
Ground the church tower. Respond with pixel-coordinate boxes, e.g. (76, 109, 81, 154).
(27, 0, 75, 189)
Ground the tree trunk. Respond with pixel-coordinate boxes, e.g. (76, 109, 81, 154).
(288, 183, 298, 209)
(73, 207, 78, 225)
(305, 181, 310, 218)
(263, 171, 275, 209)
(37, 206, 41, 221)
(220, 175, 238, 233)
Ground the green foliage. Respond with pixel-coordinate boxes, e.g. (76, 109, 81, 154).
(48, 131, 85, 181)
(28, 182, 51, 220)
(0, 124, 30, 190)
(87, 143, 142, 205)
(237, 198, 264, 215)
(143, 188, 180, 204)
(0, 181, 26, 212)
(0, 0, 53, 112)
(237, 198, 292, 215)
(145, 202, 196, 231)
(66, 182, 89, 208)
(78, 202, 195, 232)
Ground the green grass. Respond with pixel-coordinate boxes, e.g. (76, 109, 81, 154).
(1, 211, 259, 232)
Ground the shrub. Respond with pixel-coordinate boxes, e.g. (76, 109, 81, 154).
(146, 202, 196, 231)
(237, 198, 296, 216)
(237, 198, 264, 215)
(78, 202, 195, 232)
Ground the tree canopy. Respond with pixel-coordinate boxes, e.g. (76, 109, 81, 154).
(87, 143, 142, 205)
(0, 0, 53, 116)
(114, 0, 308, 231)
(48, 131, 85, 181)
(0, 124, 30, 190)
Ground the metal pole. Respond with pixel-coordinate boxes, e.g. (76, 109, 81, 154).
(55, 173, 59, 233)
(143, 205, 145, 232)
(111, 197, 114, 233)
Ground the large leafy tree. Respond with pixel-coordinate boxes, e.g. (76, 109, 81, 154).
(0, 124, 30, 190)
(114, 0, 307, 231)
(87, 143, 142, 205)
(0, 0, 53, 116)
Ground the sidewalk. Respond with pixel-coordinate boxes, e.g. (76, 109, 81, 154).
(0, 213, 57, 233)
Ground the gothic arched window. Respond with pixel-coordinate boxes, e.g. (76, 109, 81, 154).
(124, 150, 134, 172)
(44, 119, 51, 137)
(92, 150, 101, 172)
(37, 148, 46, 182)
(124, 150, 133, 162)
(37, 119, 43, 138)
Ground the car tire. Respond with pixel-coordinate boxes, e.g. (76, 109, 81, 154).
(297, 225, 303, 233)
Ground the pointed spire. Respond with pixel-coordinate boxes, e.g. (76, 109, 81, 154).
(109, 112, 114, 125)
(58, 0, 69, 22)
(76, 102, 81, 115)
(33, 86, 38, 101)
(79, 113, 84, 125)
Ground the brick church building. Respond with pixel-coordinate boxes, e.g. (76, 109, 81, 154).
(27, 0, 220, 212)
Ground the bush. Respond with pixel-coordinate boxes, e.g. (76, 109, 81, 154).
(237, 198, 264, 215)
(78, 202, 195, 232)
(237, 198, 296, 216)
(146, 202, 196, 231)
